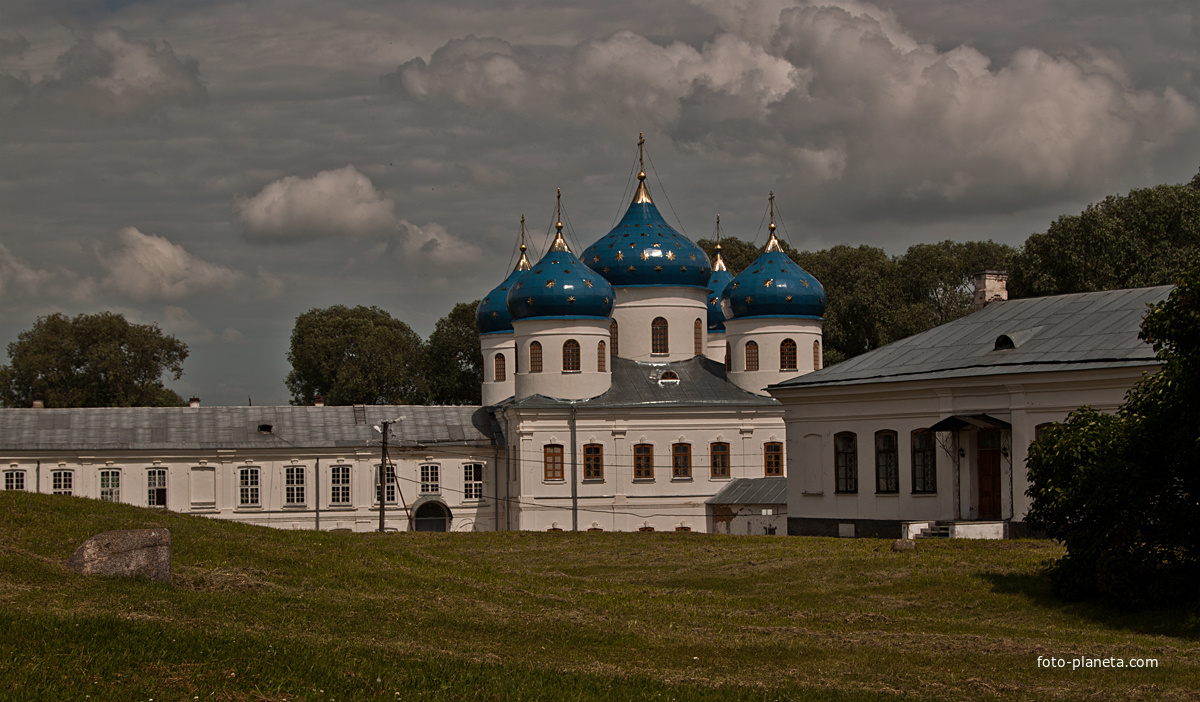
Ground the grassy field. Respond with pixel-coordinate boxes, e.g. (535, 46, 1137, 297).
(1, 491, 1197, 701)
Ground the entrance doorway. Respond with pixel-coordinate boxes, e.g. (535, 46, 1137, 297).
(413, 501, 450, 532)
(977, 430, 1002, 520)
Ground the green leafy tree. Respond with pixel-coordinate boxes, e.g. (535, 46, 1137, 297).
(285, 305, 426, 406)
(0, 312, 188, 408)
(897, 240, 1016, 330)
(1026, 266, 1200, 606)
(1010, 172, 1200, 298)
(425, 301, 483, 405)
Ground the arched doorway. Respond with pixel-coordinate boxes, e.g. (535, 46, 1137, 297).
(413, 500, 450, 532)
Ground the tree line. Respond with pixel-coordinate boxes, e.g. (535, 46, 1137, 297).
(2, 169, 1197, 408)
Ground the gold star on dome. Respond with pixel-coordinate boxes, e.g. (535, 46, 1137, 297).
(764, 279, 773, 287)
(602, 266, 610, 273)
(526, 297, 534, 305)
(640, 250, 650, 261)
(628, 265, 636, 273)
(665, 250, 675, 260)
(584, 279, 594, 288)
(709, 297, 718, 306)
(629, 243, 636, 248)
(654, 265, 663, 272)
(680, 266, 687, 273)
(616, 251, 624, 261)
(514, 282, 522, 290)
(801, 279, 809, 287)
(545, 280, 555, 288)
(593, 255, 600, 263)
(689, 253, 696, 261)
(745, 296, 753, 304)
(492, 311, 499, 318)
(482, 296, 489, 304)
(567, 296, 576, 303)
(604, 296, 610, 304)
(731, 282, 739, 290)
(652, 242, 661, 248)
(786, 295, 793, 303)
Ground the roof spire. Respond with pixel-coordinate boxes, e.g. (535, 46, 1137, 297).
(764, 191, 784, 253)
(713, 214, 728, 271)
(632, 132, 653, 204)
(551, 188, 571, 252)
(515, 214, 532, 270)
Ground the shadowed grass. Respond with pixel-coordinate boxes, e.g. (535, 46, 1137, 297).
(2, 491, 1198, 701)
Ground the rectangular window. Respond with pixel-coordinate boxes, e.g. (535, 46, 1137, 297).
(710, 442, 730, 478)
(634, 444, 654, 480)
(672, 444, 692, 479)
(99, 470, 121, 502)
(764, 442, 783, 477)
(911, 430, 936, 494)
(147, 469, 167, 507)
(420, 464, 440, 494)
(52, 470, 73, 496)
(583, 444, 604, 480)
(464, 463, 484, 500)
(835, 433, 857, 493)
(239, 467, 260, 506)
(376, 464, 397, 504)
(544, 445, 564, 481)
(330, 465, 351, 505)
(875, 431, 899, 493)
(285, 465, 305, 505)
(4, 471, 26, 491)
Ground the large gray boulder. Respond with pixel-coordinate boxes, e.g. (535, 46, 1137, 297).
(67, 528, 171, 583)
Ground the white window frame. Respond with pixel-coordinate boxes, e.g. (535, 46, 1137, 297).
(463, 463, 484, 501)
(375, 464, 397, 504)
(99, 470, 121, 503)
(52, 470, 73, 496)
(420, 464, 440, 495)
(4, 470, 26, 491)
(330, 464, 351, 505)
(239, 467, 260, 506)
(147, 469, 167, 507)
(285, 464, 306, 505)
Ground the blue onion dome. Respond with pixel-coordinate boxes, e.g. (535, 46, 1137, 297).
(476, 219, 533, 334)
(706, 222, 735, 332)
(721, 198, 825, 320)
(582, 171, 711, 289)
(508, 211, 615, 321)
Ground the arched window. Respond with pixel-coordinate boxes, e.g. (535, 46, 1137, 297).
(610, 319, 619, 357)
(634, 444, 654, 480)
(544, 444, 563, 481)
(911, 429, 936, 494)
(813, 340, 822, 370)
(529, 341, 542, 373)
(834, 432, 857, 493)
(745, 340, 759, 371)
(651, 317, 669, 355)
(764, 442, 783, 476)
(562, 339, 580, 372)
(710, 442, 730, 478)
(875, 430, 899, 493)
(597, 341, 606, 372)
(780, 339, 797, 371)
(694, 318, 703, 356)
(494, 353, 506, 382)
(672, 444, 692, 479)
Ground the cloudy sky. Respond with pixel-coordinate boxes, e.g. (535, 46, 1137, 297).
(1, 0, 1196, 406)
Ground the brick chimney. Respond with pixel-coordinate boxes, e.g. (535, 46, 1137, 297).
(314, 395, 325, 407)
(973, 270, 1008, 311)
(189, 397, 201, 408)
(31, 396, 44, 409)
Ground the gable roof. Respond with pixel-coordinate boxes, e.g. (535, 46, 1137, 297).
(770, 285, 1170, 390)
(706, 477, 787, 505)
(0, 405, 498, 452)
(505, 355, 779, 410)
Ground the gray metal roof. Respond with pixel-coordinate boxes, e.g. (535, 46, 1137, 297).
(771, 286, 1170, 390)
(0, 405, 498, 452)
(507, 355, 779, 410)
(706, 477, 787, 505)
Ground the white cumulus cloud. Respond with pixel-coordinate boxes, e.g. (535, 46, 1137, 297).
(98, 227, 243, 301)
(234, 165, 398, 242)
